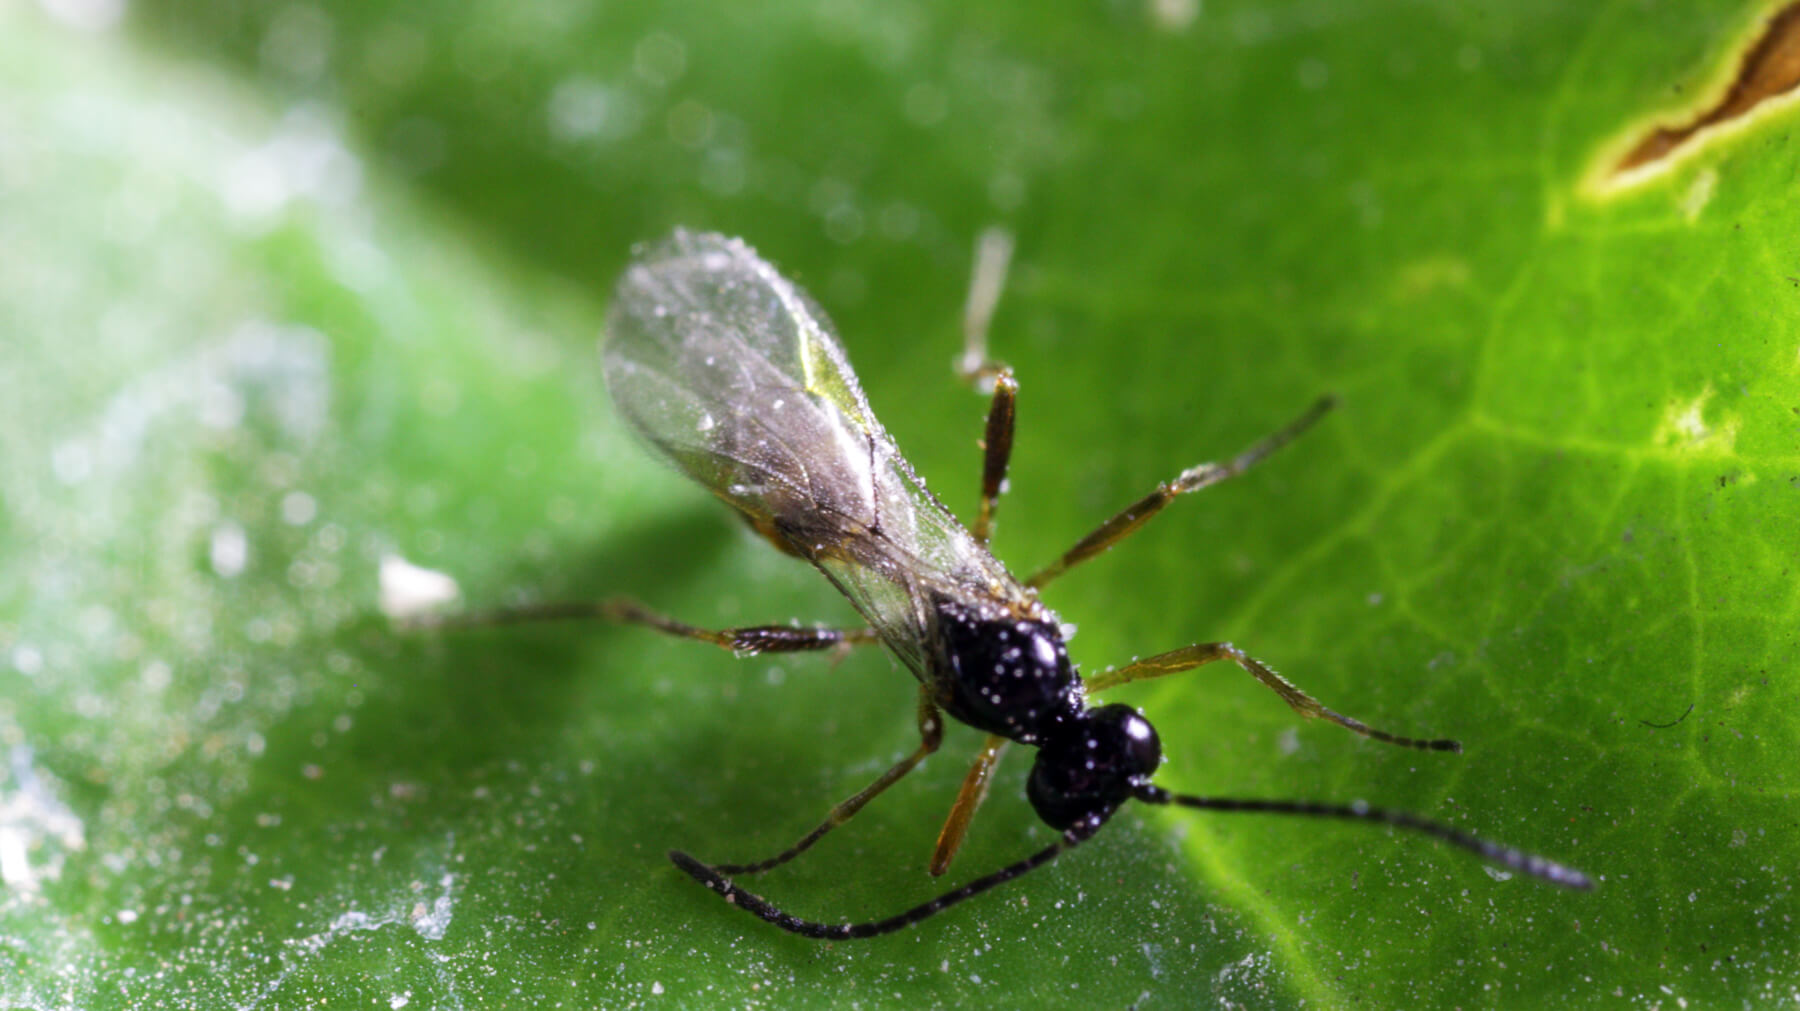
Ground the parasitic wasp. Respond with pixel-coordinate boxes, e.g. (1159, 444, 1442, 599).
(465, 229, 1592, 939)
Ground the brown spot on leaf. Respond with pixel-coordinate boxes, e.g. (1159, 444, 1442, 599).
(1615, 3, 1800, 174)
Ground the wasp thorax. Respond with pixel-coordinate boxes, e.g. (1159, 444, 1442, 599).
(1026, 704, 1162, 831)
(934, 598, 1080, 745)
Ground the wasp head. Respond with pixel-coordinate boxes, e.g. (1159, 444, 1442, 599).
(1026, 703, 1162, 831)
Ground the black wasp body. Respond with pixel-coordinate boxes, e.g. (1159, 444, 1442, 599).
(559, 230, 1590, 938)
(928, 595, 1163, 837)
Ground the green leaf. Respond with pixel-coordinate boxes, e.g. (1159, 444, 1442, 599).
(5, 0, 1795, 1006)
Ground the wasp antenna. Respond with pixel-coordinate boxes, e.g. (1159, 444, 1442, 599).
(1132, 785, 1593, 890)
(670, 825, 1096, 940)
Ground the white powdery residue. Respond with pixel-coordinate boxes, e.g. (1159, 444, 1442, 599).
(219, 104, 364, 230)
(248, 848, 460, 1009)
(215, 321, 333, 442)
(58, 322, 332, 492)
(0, 744, 88, 892)
(0, 829, 29, 888)
(546, 76, 643, 145)
(379, 554, 461, 620)
(1655, 384, 1740, 456)
(1675, 400, 1708, 441)
(1215, 950, 1270, 992)
(11, 645, 43, 677)
(280, 491, 318, 526)
(51, 441, 92, 485)
(302, 901, 438, 952)
(1148, 0, 1200, 32)
(37, 0, 124, 31)
(306, 861, 458, 948)
(1140, 941, 1165, 979)
(1277, 726, 1301, 757)
(410, 872, 457, 940)
(211, 522, 250, 578)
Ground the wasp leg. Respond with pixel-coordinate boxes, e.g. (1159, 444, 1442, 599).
(955, 226, 1015, 386)
(951, 227, 1019, 546)
(971, 370, 1017, 545)
(413, 596, 878, 655)
(1088, 642, 1461, 752)
(712, 687, 944, 876)
(929, 735, 1009, 876)
(1025, 396, 1335, 589)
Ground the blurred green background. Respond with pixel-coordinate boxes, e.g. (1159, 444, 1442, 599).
(3, 0, 1797, 1006)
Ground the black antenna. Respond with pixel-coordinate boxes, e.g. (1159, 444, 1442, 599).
(1132, 784, 1594, 889)
(673, 784, 1591, 939)
(669, 817, 1106, 940)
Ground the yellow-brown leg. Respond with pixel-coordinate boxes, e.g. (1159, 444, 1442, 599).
(1026, 397, 1335, 589)
(416, 596, 879, 655)
(954, 227, 1019, 546)
(972, 371, 1017, 545)
(1089, 642, 1460, 752)
(929, 735, 1010, 876)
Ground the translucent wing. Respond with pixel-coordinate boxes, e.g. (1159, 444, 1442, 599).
(602, 230, 1021, 675)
